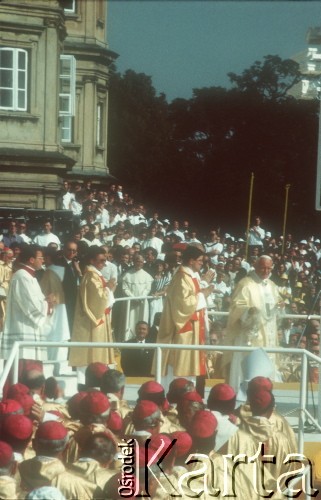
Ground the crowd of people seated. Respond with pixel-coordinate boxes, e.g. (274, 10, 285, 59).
(0, 361, 314, 499)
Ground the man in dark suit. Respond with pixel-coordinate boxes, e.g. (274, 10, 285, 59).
(120, 321, 155, 376)
(61, 240, 82, 331)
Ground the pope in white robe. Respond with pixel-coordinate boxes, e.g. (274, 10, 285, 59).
(223, 255, 283, 391)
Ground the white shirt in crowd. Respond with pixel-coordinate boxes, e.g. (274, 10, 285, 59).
(248, 226, 265, 246)
(33, 232, 61, 249)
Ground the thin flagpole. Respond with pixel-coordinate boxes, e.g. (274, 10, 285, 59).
(245, 172, 255, 261)
(282, 184, 291, 255)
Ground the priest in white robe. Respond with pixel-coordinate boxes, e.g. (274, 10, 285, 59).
(40, 257, 70, 372)
(1, 244, 55, 361)
(120, 254, 153, 340)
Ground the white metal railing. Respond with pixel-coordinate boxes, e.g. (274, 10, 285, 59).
(114, 295, 321, 319)
(1, 339, 321, 456)
(113, 296, 321, 337)
(114, 296, 155, 302)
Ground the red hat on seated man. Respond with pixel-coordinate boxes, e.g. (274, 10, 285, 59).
(9, 393, 34, 417)
(0, 400, 23, 417)
(138, 381, 168, 410)
(80, 391, 110, 415)
(7, 383, 29, 399)
(79, 391, 111, 425)
(67, 391, 88, 420)
(247, 376, 273, 397)
(167, 378, 194, 404)
(189, 410, 218, 439)
(170, 431, 193, 457)
(85, 363, 109, 388)
(248, 389, 275, 417)
(207, 383, 236, 415)
(0, 441, 14, 468)
(1, 414, 33, 442)
(132, 400, 160, 422)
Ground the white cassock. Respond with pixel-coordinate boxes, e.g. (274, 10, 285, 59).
(224, 271, 283, 392)
(140, 237, 163, 254)
(121, 268, 153, 340)
(40, 265, 70, 366)
(2, 268, 48, 360)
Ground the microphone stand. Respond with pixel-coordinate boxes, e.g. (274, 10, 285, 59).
(296, 287, 321, 347)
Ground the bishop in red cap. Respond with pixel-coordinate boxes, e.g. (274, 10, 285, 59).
(19, 420, 99, 499)
(0, 441, 14, 468)
(85, 362, 109, 390)
(207, 383, 236, 415)
(189, 410, 218, 454)
(247, 376, 273, 398)
(138, 381, 167, 409)
(248, 389, 275, 417)
(0, 400, 23, 417)
(131, 400, 162, 435)
(1, 414, 33, 457)
(67, 391, 88, 420)
(79, 391, 111, 425)
(169, 431, 192, 458)
(177, 391, 204, 428)
(166, 378, 195, 404)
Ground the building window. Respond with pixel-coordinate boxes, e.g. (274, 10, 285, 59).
(301, 79, 310, 95)
(59, 55, 76, 143)
(97, 102, 104, 146)
(307, 62, 316, 72)
(0, 48, 28, 111)
(308, 48, 321, 60)
(60, 116, 74, 143)
(63, 0, 76, 13)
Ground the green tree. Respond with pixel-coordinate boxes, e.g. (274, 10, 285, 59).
(228, 55, 301, 101)
(108, 69, 172, 205)
(108, 59, 319, 232)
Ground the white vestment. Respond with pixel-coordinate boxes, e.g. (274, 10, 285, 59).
(121, 269, 153, 340)
(2, 268, 49, 360)
(40, 265, 70, 365)
(140, 237, 163, 254)
(225, 271, 283, 392)
(33, 232, 61, 249)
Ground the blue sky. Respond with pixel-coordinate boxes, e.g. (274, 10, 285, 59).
(107, 1, 321, 101)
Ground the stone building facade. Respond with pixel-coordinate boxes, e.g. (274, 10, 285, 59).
(0, 0, 117, 209)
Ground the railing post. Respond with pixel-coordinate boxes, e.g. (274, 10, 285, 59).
(155, 346, 162, 384)
(298, 351, 308, 454)
(13, 345, 19, 384)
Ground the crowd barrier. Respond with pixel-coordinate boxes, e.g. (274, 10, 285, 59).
(1, 338, 321, 456)
(0, 297, 320, 498)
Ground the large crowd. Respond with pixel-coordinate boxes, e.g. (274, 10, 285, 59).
(0, 180, 320, 377)
(0, 180, 320, 498)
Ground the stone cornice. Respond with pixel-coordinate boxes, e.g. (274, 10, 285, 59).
(0, 20, 45, 36)
(63, 41, 118, 66)
(0, 148, 75, 171)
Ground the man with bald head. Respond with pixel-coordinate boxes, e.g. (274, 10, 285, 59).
(223, 256, 284, 391)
